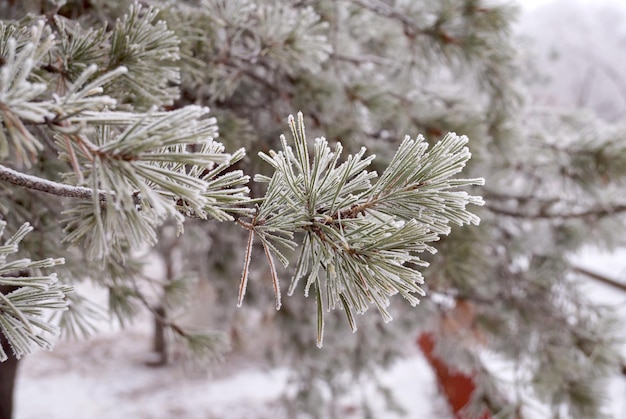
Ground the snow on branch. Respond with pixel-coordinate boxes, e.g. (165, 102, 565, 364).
(238, 112, 484, 346)
(0, 221, 68, 362)
(0, 163, 107, 200)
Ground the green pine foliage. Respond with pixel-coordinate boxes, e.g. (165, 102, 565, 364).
(0, 1, 625, 418)
(0, 221, 67, 362)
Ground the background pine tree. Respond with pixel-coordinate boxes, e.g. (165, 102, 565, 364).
(1, 1, 625, 418)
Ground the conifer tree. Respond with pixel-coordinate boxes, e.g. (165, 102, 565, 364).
(1, 1, 624, 418)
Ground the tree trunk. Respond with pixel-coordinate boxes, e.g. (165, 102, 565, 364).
(151, 304, 168, 366)
(0, 339, 19, 419)
(0, 285, 20, 419)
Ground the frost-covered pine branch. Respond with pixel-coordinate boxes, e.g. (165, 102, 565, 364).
(238, 113, 483, 346)
(0, 221, 67, 361)
(0, 1, 485, 361)
(0, 4, 251, 361)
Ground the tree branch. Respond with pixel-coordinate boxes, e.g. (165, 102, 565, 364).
(486, 202, 626, 220)
(331, 52, 392, 66)
(572, 265, 626, 293)
(572, 264, 626, 377)
(0, 163, 106, 201)
(344, 0, 458, 42)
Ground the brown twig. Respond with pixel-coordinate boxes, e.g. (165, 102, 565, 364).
(237, 212, 257, 307)
(486, 203, 626, 220)
(572, 265, 626, 293)
(0, 163, 106, 201)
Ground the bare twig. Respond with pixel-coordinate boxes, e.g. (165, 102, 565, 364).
(344, 0, 457, 42)
(0, 163, 106, 201)
(261, 240, 281, 310)
(331, 52, 392, 66)
(237, 212, 257, 307)
(572, 265, 626, 293)
(572, 263, 626, 377)
(486, 202, 626, 220)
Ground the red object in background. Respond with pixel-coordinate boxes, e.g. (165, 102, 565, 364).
(417, 333, 490, 419)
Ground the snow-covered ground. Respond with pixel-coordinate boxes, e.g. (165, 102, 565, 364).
(13, 248, 626, 419)
(14, 308, 450, 419)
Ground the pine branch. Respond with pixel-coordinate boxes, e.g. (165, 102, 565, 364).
(344, 0, 433, 38)
(0, 163, 107, 200)
(0, 221, 68, 361)
(240, 113, 484, 345)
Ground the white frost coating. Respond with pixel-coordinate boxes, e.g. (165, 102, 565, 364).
(0, 163, 106, 200)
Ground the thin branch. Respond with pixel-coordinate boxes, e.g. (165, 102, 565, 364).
(130, 277, 190, 341)
(484, 190, 626, 219)
(0, 163, 107, 201)
(483, 190, 562, 205)
(261, 240, 281, 310)
(343, 0, 457, 42)
(0, 164, 247, 218)
(237, 214, 256, 307)
(486, 202, 626, 220)
(344, 0, 419, 31)
(572, 265, 626, 293)
(572, 263, 626, 377)
(331, 52, 392, 66)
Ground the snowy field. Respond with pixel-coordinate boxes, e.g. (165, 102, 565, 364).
(14, 297, 452, 419)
